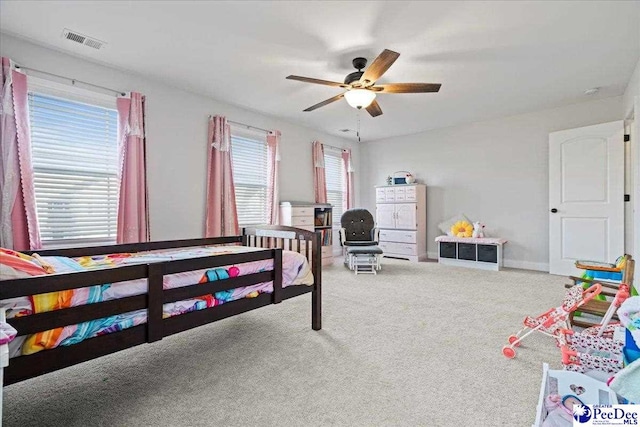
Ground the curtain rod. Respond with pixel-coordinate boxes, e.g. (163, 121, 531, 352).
(314, 141, 349, 152)
(14, 65, 126, 96)
(226, 119, 270, 134)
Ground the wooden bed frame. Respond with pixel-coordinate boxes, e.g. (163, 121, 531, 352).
(0, 225, 321, 386)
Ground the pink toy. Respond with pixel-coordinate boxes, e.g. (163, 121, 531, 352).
(559, 284, 630, 375)
(472, 222, 485, 238)
(541, 394, 583, 427)
(503, 284, 601, 359)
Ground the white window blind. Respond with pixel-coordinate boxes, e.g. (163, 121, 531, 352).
(28, 92, 119, 247)
(324, 149, 345, 222)
(231, 134, 268, 227)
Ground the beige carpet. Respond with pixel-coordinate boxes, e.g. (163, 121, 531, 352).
(4, 259, 568, 426)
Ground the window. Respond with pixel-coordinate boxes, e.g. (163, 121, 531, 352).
(27, 82, 119, 247)
(230, 132, 268, 227)
(324, 148, 345, 222)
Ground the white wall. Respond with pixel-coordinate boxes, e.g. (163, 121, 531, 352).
(0, 34, 359, 240)
(623, 58, 640, 118)
(360, 97, 624, 271)
(623, 58, 640, 259)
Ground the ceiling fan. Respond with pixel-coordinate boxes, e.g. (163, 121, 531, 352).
(286, 49, 441, 117)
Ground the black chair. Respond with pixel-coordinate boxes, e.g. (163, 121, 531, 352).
(339, 209, 382, 273)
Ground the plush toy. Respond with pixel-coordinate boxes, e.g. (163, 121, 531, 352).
(472, 222, 485, 238)
(451, 221, 473, 238)
(542, 394, 583, 427)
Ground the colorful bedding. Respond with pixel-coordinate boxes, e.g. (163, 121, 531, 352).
(0, 246, 313, 357)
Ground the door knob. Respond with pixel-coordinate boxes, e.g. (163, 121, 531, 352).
(550, 208, 558, 213)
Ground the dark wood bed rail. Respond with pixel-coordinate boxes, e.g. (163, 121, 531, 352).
(242, 225, 322, 330)
(21, 236, 245, 257)
(1, 226, 321, 385)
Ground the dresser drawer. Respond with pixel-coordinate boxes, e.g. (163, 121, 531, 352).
(384, 187, 395, 202)
(394, 187, 406, 201)
(291, 216, 313, 227)
(379, 229, 417, 244)
(291, 207, 314, 217)
(405, 186, 417, 201)
(379, 242, 418, 256)
(375, 188, 386, 203)
(321, 245, 333, 258)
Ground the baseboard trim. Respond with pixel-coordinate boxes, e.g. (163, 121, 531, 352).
(427, 251, 549, 272)
(503, 259, 549, 272)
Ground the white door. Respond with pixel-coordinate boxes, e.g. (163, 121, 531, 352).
(376, 204, 396, 229)
(395, 203, 417, 230)
(549, 121, 624, 276)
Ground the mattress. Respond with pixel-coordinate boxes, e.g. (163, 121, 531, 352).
(0, 245, 313, 357)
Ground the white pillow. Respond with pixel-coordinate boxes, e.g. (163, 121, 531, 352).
(438, 214, 471, 236)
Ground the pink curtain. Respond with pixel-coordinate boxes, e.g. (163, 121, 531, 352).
(266, 130, 280, 224)
(205, 116, 239, 237)
(0, 57, 41, 250)
(312, 140, 327, 203)
(116, 92, 149, 244)
(342, 149, 354, 210)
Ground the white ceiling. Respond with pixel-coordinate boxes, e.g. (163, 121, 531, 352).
(1, 1, 639, 141)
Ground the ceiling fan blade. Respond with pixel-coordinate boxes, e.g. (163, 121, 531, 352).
(365, 99, 383, 117)
(286, 75, 347, 87)
(360, 49, 400, 85)
(303, 93, 345, 112)
(373, 83, 442, 93)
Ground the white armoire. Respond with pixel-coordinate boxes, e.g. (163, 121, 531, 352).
(375, 184, 427, 262)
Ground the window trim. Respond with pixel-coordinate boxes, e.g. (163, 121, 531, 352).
(323, 146, 346, 222)
(28, 76, 117, 110)
(229, 127, 269, 228)
(27, 77, 119, 249)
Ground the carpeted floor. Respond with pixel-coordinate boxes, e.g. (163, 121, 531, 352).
(4, 259, 569, 426)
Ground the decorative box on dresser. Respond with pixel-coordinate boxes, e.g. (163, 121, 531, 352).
(280, 201, 334, 266)
(375, 184, 427, 262)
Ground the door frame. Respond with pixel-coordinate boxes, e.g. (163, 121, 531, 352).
(628, 96, 640, 260)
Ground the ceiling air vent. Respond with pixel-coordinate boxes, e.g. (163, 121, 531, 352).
(62, 29, 106, 50)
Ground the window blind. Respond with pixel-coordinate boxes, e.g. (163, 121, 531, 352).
(324, 150, 345, 222)
(231, 135, 268, 227)
(28, 92, 119, 246)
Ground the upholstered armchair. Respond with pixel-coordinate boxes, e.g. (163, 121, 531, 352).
(339, 209, 380, 248)
(339, 209, 382, 273)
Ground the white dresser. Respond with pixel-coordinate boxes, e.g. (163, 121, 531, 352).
(280, 201, 334, 266)
(375, 184, 427, 262)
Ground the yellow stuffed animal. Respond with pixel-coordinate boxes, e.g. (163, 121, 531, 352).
(451, 220, 473, 238)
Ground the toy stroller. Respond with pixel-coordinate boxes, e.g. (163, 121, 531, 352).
(502, 284, 601, 358)
(559, 284, 631, 375)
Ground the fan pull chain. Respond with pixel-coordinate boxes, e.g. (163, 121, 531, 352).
(356, 110, 361, 143)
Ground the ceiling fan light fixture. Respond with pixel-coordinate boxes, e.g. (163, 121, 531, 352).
(344, 89, 376, 109)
